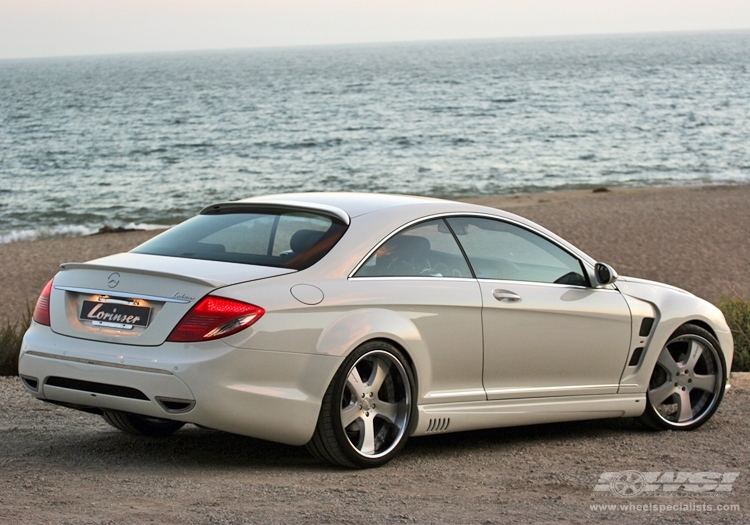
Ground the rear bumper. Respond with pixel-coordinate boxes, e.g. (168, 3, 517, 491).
(19, 323, 343, 446)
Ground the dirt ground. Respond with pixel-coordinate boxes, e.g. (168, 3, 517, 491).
(2, 185, 749, 523)
(0, 374, 748, 524)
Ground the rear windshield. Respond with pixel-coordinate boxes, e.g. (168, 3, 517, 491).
(132, 209, 347, 270)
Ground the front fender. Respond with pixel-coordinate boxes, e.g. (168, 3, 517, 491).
(616, 277, 733, 394)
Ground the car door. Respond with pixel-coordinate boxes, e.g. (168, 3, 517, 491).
(350, 218, 485, 404)
(446, 216, 632, 400)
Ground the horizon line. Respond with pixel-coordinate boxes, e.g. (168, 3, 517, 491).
(2, 26, 749, 63)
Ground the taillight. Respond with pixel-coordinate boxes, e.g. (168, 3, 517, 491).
(33, 279, 53, 326)
(166, 296, 264, 343)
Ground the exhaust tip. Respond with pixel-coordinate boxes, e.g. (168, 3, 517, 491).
(156, 397, 195, 414)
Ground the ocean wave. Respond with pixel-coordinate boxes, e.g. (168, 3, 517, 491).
(0, 225, 99, 244)
(0, 223, 169, 244)
(2, 32, 749, 240)
(119, 222, 170, 231)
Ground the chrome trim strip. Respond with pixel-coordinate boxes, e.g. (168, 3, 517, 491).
(54, 286, 191, 304)
(349, 276, 597, 291)
(349, 276, 474, 282)
(24, 350, 173, 375)
(473, 278, 601, 291)
(424, 389, 487, 399)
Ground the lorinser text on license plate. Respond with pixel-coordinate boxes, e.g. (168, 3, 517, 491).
(79, 300, 151, 330)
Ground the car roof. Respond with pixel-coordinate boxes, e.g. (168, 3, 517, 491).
(208, 192, 597, 268)
(237, 192, 452, 218)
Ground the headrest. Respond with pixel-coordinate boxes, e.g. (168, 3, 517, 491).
(290, 229, 325, 254)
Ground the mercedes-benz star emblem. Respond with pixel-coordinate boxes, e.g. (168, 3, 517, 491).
(107, 272, 120, 289)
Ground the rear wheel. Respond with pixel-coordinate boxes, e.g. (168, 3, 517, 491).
(102, 410, 185, 437)
(306, 341, 416, 468)
(639, 324, 726, 430)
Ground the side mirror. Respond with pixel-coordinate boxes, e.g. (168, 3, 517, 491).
(594, 262, 618, 286)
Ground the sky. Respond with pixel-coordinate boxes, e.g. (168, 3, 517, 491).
(1, 0, 750, 60)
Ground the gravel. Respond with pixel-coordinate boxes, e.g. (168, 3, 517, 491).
(1, 374, 748, 524)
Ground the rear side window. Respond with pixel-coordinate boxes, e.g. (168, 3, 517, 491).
(354, 219, 472, 278)
(133, 210, 347, 270)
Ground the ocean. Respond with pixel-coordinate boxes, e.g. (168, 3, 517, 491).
(1, 31, 749, 243)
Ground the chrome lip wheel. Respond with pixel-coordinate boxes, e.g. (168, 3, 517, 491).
(339, 350, 411, 459)
(647, 334, 723, 427)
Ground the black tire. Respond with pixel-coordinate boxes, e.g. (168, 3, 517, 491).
(306, 341, 417, 468)
(639, 324, 726, 431)
(102, 410, 185, 437)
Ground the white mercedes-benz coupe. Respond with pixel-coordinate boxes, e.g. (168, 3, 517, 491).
(20, 193, 733, 468)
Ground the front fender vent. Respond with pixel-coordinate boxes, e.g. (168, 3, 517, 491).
(628, 347, 645, 367)
(426, 417, 450, 433)
(639, 317, 655, 337)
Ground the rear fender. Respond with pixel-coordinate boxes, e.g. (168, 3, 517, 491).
(315, 308, 431, 399)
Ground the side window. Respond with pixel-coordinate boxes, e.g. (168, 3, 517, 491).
(354, 219, 472, 278)
(446, 217, 589, 286)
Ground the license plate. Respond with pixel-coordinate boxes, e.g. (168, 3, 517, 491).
(79, 300, 151, 329)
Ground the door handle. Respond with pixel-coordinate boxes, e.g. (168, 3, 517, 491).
(493, 290, 521, 302)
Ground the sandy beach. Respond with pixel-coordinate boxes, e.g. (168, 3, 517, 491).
(2, 184, 749, 322)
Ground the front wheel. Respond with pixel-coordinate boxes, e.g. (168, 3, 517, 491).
(306, 341, 416, 468)
(639, 324, 726, 430)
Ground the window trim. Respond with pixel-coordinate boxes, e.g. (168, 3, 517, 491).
(348, 276, 478, 283)
(349, 213, 594, 285)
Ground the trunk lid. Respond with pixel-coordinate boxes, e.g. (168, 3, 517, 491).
(49, 252, 294, 346)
